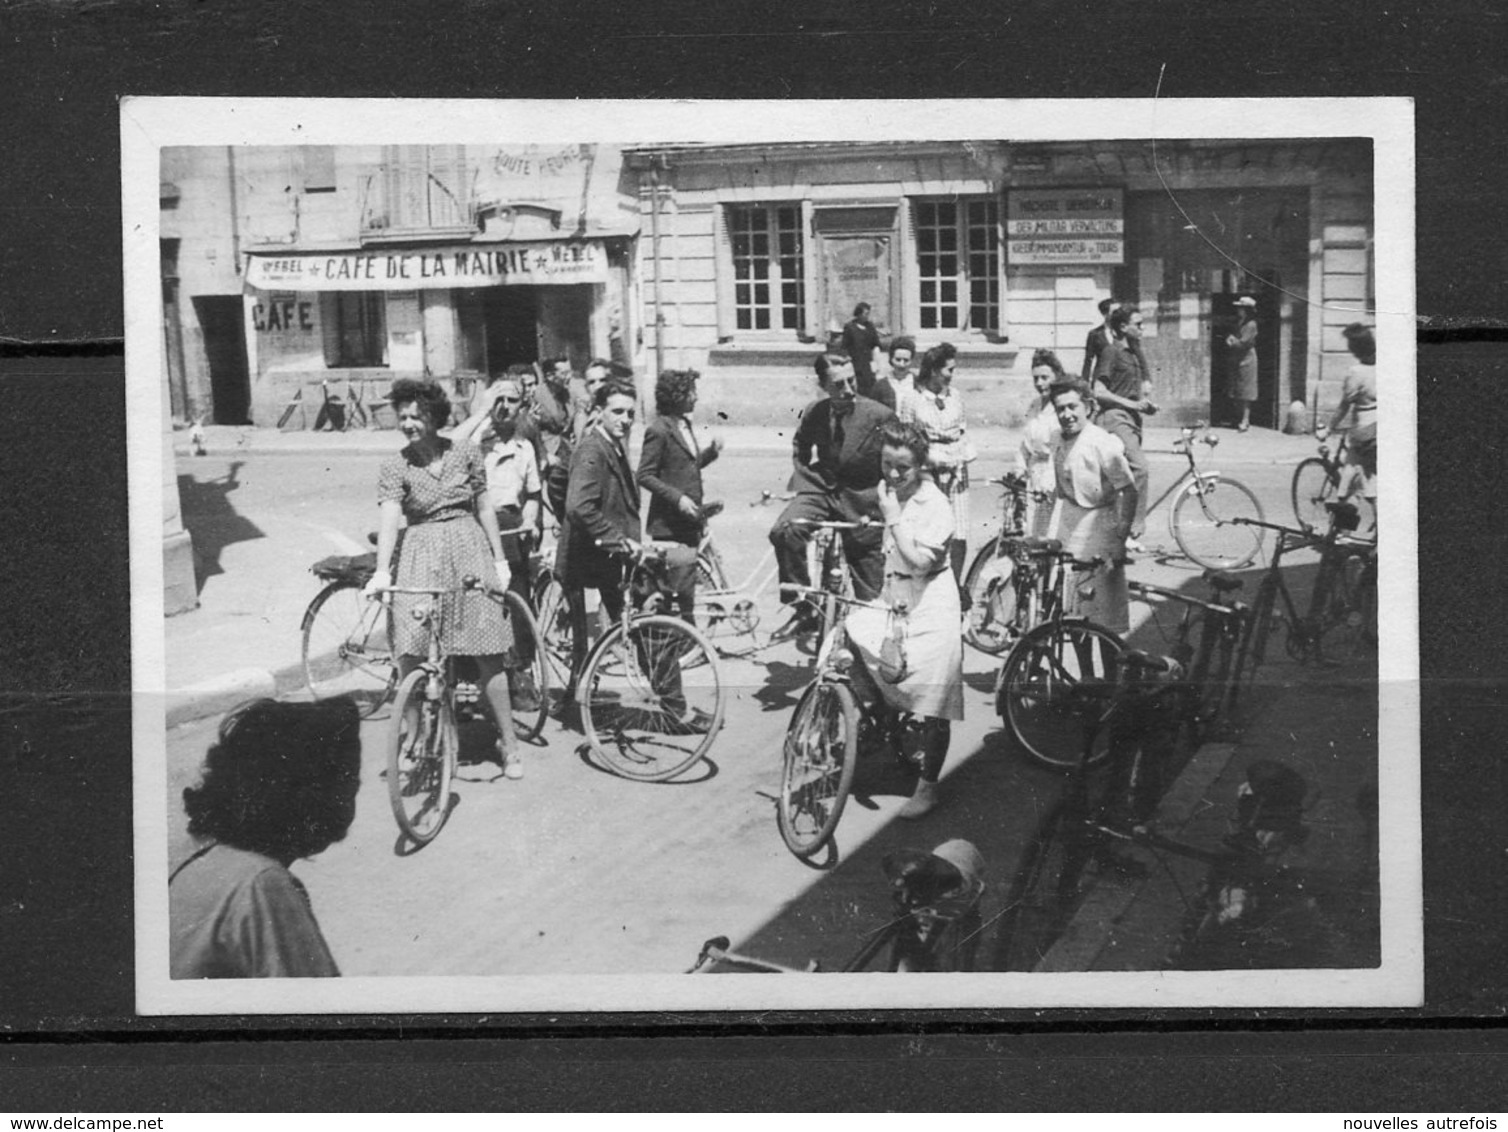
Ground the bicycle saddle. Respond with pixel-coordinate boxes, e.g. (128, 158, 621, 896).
(311, 551, 378, 584)
(1205, 571, 1244, 594)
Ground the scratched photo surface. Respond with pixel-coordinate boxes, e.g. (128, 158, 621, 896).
(126, 98, 1418, 1014)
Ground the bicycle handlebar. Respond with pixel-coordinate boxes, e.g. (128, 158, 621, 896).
(792, 517, 874, 530)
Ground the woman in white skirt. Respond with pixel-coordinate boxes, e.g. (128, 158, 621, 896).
(845, 420, 965, 819)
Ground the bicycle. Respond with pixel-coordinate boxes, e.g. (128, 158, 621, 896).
(303, 530, 549, 740)
(1228, 503, 1377, 685)
(992, 545, 1127, 771)
(377, 575, 507, 847)
(1291, 428, 1363, 533)
(961, 472, 1057, 656)
(1127, 571, 1251, 743)
(689, 839, 987, 972)
(773, 582, 893, 859)
(570, 540, 728, 782)
(1140, 421, 1266, 571)
(993, 648, 1312, 972)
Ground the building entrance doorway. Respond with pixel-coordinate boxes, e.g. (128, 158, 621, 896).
(1210, 280, 1282, 430)
(482, 286, 540, 370)
(192, 295, 251, 424)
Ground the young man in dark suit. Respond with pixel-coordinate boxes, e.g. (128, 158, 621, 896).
(556, 378, 695, 723)
(1081, 298, 1118, 385)
(768, 352, 896, 635)
(637, 368, 722, 626)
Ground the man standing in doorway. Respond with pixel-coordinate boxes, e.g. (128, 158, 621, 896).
(1092, 306, 1156, 549)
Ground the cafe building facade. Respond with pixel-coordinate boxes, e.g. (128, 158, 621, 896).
(160, 144, 640, 426)
(622, 139, 1374, 427)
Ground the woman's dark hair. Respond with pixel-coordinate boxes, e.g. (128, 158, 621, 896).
(888, 336, 916, 360)
(655, 369, 700, 416)
(388, 377, 451, 429)
(1342, 323, 1376, 363)
(505, 362, 536, 379)
(183, 698, 362, 862)
(1048, 376, 1095, 405)
(878, 418, 930, 466)
(852, 302, 871, 320)
(594, 376, 638, 409)
(916, 342, 957, 389)
(1031, 348, 1067, 378)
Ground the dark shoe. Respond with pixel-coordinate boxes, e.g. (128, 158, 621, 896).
(771, 602, 823, 640)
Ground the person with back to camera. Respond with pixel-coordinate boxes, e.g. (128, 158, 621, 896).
(1225, 295, 1260, 432)
(769, 352, 896, 637)
(1325, 322, 1378, 531)
(170, 697, 361, 978)
(1016, 348, 1065, 539)
(363, 378, 523, 780)
(868, 335, 916, 413)
(1048, 376, 1137, 635)
(637, 368, 723, 627)
(1092, 306, 1156, 551)
(843, 420, 965, 819)
(900, 342, 976, 586)
(841, 301, 882, 398)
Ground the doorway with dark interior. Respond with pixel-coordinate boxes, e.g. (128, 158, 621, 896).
(192, 295, 251, 424)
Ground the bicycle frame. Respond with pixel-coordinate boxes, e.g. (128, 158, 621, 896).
(1140, 424, 1219, 518)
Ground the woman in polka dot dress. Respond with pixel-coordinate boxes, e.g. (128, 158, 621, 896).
(364, 378, 523, 779)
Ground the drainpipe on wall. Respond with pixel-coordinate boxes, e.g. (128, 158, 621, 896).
(648, 155, 666, 379)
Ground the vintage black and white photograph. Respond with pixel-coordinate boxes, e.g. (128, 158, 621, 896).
(125, 98, 1418, 1014)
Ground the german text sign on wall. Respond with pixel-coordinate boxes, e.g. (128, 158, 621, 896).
(1007, 189, 1124, 265)
(245, 241, 608, 291)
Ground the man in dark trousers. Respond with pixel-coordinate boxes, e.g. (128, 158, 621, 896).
(841, 302, 882, 398)
(769, 352, 895, 635)
(1092, 306, 1158, 547)
(638, 368, 722, 626)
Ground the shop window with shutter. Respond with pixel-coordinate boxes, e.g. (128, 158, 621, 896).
(914, 198, 999, 333)
(727, 204, 805, 333)
(321, 292, 388, 368)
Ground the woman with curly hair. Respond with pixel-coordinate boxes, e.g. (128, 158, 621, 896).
(843, 419, 965, 818)
(899, 342, 976, 585)
(363, 378, 523, 779)
(1016, 348, 1065, 538)
(170, 697, 361, 978)
(637, 368, 722, 625)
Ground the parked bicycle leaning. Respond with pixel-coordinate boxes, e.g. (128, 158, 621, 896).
(842, 420, 965, 819)
(363, 378, 522, 779)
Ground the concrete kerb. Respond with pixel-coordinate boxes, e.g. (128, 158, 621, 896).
(166, 658, 314, 730)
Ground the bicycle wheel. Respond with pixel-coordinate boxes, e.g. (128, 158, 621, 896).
(301, 580, 396, 717)
(385, 669, 457, 846)
(580, 614, 725, 782)
(499, 589, 549, 741)
(998, 620, 1125, 771)
(1171, 477, 1265, 571)
(993, 797, 1091, 971)
(1229, 577, 1276, 708)
(776, 680, 860, 858)
(1291, 456, 1339, 533)
(962, 538, 1022, 656)
(1313, 547, 1378, 664)
(532, 571, 576, 717)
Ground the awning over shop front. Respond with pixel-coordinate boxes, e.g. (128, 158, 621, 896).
(245, 240, 610, 292)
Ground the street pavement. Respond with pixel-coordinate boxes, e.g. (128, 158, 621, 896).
(157, 419, 1379, 977)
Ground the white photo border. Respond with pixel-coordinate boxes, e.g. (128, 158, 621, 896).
(126, 96, 1419, 1015)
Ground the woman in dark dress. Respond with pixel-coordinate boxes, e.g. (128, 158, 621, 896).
(1226, 295, 1259, 432)
(364, 378, 522, 779)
